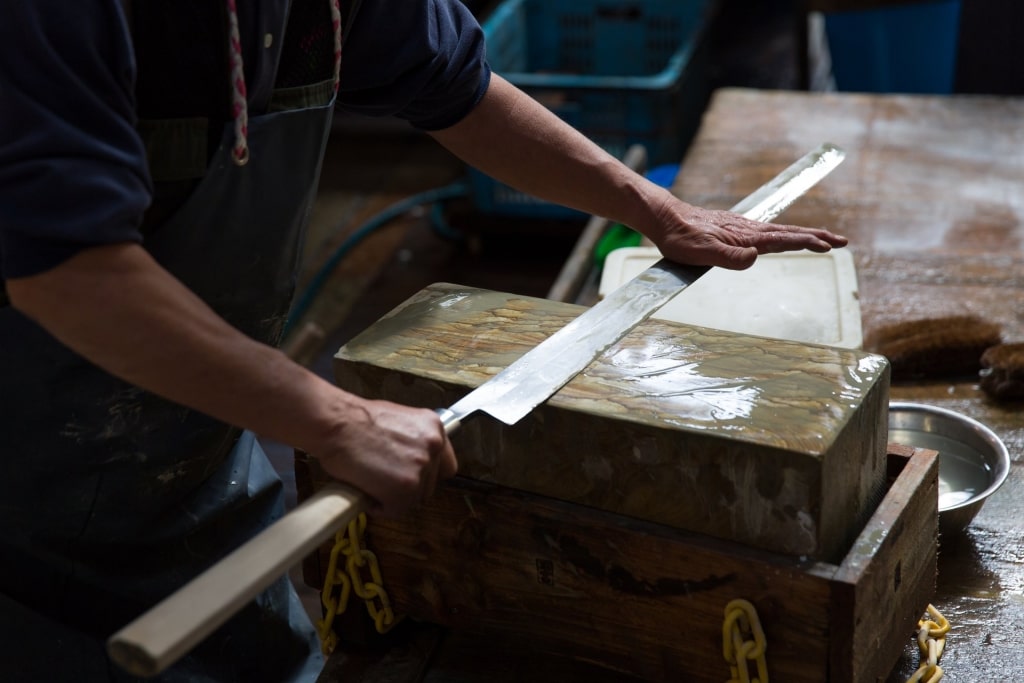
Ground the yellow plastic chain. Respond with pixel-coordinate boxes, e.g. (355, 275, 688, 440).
(906, 604, 950, 683)
(723, 599, 769, 683)
(315, 513, 402, 655)
(721, 599, 949, 683)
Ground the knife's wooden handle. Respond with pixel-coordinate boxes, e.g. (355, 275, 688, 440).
(106, 482, 366, 677)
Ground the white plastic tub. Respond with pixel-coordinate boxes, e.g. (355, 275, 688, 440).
(598, 247, 863, 348)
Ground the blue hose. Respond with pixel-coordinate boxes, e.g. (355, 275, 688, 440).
(284, 181, 469, 336)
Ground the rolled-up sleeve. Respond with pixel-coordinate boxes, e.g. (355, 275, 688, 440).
(0, 0, 151, 280)
(336, 0, 492, 130)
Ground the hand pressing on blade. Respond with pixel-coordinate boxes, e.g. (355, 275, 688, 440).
(314, 398, 459, 518)
(429, 74, 847, 272)
(641, 195, 849, 271)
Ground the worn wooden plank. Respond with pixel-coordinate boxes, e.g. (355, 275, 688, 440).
(334, 283, 890, 560)
(673, 89, 1024, 256)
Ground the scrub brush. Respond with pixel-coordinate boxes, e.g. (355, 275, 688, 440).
(980, 343, 1024, 401)
(865, 315, 1003, 380)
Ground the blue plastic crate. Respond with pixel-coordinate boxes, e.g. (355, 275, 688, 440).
(824, 0, 961, 94)
(470, 0, 717, 218)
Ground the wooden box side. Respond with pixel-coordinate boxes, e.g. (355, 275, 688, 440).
(362, 476, 835, 682)
(314, 444, 937, 682)
(825, 445, 939, 683)
(302, 443, 936, 682)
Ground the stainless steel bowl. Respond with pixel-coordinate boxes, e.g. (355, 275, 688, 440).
(888, 402, 1010, 534)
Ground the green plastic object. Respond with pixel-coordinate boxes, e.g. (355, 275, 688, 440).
(594, 223, 643, 267)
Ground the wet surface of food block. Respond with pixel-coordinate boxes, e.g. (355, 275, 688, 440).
(335, 283, 891, 560)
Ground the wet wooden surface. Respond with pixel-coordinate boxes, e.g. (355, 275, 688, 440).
(672, 88, 1024, 680)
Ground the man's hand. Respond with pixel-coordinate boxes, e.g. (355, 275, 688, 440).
(642, 194, 848, 270)
(7, 243, 457, 517)
(314, 400, 458, 518)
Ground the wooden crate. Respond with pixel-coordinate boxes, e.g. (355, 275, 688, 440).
(333, 283, 891, 561)
(304, 444, 937, 683)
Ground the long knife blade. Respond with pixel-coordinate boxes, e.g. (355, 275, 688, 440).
(439, 142, 846, 431)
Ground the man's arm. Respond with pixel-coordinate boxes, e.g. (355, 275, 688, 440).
(430, 74, 847, 269)
(5, 243, 457, 516)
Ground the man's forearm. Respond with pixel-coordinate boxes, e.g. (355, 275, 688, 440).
(431, 74, 846, 270)
(6, 242, 353, 455)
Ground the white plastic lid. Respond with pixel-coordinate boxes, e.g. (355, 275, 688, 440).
(598, 247, 863, 349)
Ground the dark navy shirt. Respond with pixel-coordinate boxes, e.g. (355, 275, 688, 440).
(0, 0, 490, 280)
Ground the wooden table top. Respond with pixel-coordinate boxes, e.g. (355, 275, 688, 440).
(673, 87, 1024, 680)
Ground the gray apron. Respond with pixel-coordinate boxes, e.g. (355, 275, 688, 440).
(0, 10, 336, 682)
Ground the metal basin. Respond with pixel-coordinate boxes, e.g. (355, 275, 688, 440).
(888, 402, 1010, 534)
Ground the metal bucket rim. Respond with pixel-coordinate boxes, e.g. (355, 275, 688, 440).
(888, 401, 1010, 513)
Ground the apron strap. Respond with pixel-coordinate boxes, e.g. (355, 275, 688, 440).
(330, 0, 342, 91)
(124, 0, 344, 184)
(225, 0, 250, 166)
(226, 0, 346, 166)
